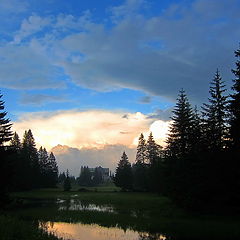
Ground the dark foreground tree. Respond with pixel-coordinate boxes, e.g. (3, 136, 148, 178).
(202, 70, 228, 151)
(114, 151, 133, 191)
(63, 170, 71, 191)
(0, 93, 12, 146)
(133, 133, 148, 191)
(22, 130, 40, 189)
(0, 92, 13, 205)
(166, 89, 194, 157)
(229, 45, 240, 149)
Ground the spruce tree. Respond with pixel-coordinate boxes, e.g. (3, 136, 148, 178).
(166, 89, 194, 157)
(146, 132, 161, 164)
(133, 133, 148, 191)
(136, 133, 146, 164)
(22, 129, 40, 188)
(64, 170, 71, 191)
(0, 93, 13, 146)
(0, 92, 13, 203)
(114, 151, 133, 191)
(10, 132, 22, 152)
(201, 70, 228, 151)
(48, 152, 58, 187)
(229, 46, 240, 149)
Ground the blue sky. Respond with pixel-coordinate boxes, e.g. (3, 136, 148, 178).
(1, 0, 239, 120)
(0, 0, 240, 173)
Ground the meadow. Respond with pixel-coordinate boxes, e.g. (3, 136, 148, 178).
(0, 186, 239, 240)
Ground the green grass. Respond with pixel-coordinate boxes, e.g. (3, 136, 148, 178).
(6, 188, 240, 239)
(0, 214, 63, 240)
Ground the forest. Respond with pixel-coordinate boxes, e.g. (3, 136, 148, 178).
(0, 45, 240, 213)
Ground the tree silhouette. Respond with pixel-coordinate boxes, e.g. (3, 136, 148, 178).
(114, 151, 132, 191)
(0, 93, 13, 146)
(202, 70, 228, 151)
(166, 89, 193, 157)
(229, 45, 240, 149)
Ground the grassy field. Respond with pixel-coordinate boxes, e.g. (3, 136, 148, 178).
(6, 187, 240, 239)
(0, 182, 238, 240)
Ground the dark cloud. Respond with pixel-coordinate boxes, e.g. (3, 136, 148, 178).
(1, 0, 239, 104)
(20, 93, 69, 106)
(147, 108, 173, 121)
(139, 96, 151, 104)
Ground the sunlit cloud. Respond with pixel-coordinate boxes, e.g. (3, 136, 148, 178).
(13, 109, 171, 150)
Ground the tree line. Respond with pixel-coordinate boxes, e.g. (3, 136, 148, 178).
(0, 99, 58, 204)
(114, 45, 240, 212)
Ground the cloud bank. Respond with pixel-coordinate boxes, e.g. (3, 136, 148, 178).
(0, 0, 239, 102)
(12, 109, 170, 174)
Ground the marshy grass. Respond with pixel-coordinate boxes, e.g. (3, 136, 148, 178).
(8, 189, 240, 239)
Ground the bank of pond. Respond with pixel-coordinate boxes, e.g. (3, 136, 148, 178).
(1, 189, 240, 240)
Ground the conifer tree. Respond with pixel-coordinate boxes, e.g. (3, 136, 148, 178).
(0, 92, 13, 203)
(201, 70, 228, 151)
(229, 46, 240, 149)
(0, 93, 13, 146)
(64, 170, 71, 191)
(136, 133, 146, 164)
(10, 132, 22, 152)
(146, 132, 161, 164)
(133, 133, 148, 191)
(22, 129, 40, 188)
(166, 89, 194, 157)
(114, 151, 133, 191)
(48, 152, 58, 187)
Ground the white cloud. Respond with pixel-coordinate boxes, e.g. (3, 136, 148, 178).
(12, 110, 156, 149)
(12, 109, 171, 173)
(14, 15, 52, 44)
(51, 144, 136, 176)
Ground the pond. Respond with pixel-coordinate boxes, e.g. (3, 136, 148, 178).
(40, 221, 167, 240)
(37, 198, 168, 240)
(13, 193, 240, 240)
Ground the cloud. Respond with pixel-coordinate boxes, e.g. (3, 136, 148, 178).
(12, 109, 171, 174)
(2, 0, 239, 102)
(51, 144, 136, 176)
(147, 108, 173, 121)
(20, 93, 69, 106)
(0, 0, 28, 13)
(0, 44, 65, 89)
(14, 15, 52, 44)
(139, 96, 151, 104)
(12, 110, 154, 149)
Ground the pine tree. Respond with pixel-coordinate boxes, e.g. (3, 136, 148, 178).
(0, 93, 13, 146)
(22, 129, 40, 188)
(114, 151, 133, 191)
(0, 92, 13, 203)
(201, 70, 228, 151)
(166, 89, 194, 157)
(10, 132, 22, 152)
(64, 170, 71, 191)
(229, 46, 240, 149)
(133, 133, 148, 191)
(146, 132, 161, 164)
(136, 133, 146, 164)
(48, 152, 58, 187)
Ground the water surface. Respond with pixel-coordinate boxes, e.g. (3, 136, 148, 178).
(40, 221, 167, 240)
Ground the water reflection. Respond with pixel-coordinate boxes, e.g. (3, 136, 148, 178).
(40, 222, 167, 240)
(57, 199, 115, 213)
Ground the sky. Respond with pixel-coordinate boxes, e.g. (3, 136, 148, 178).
(0, 0, 239, 175)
